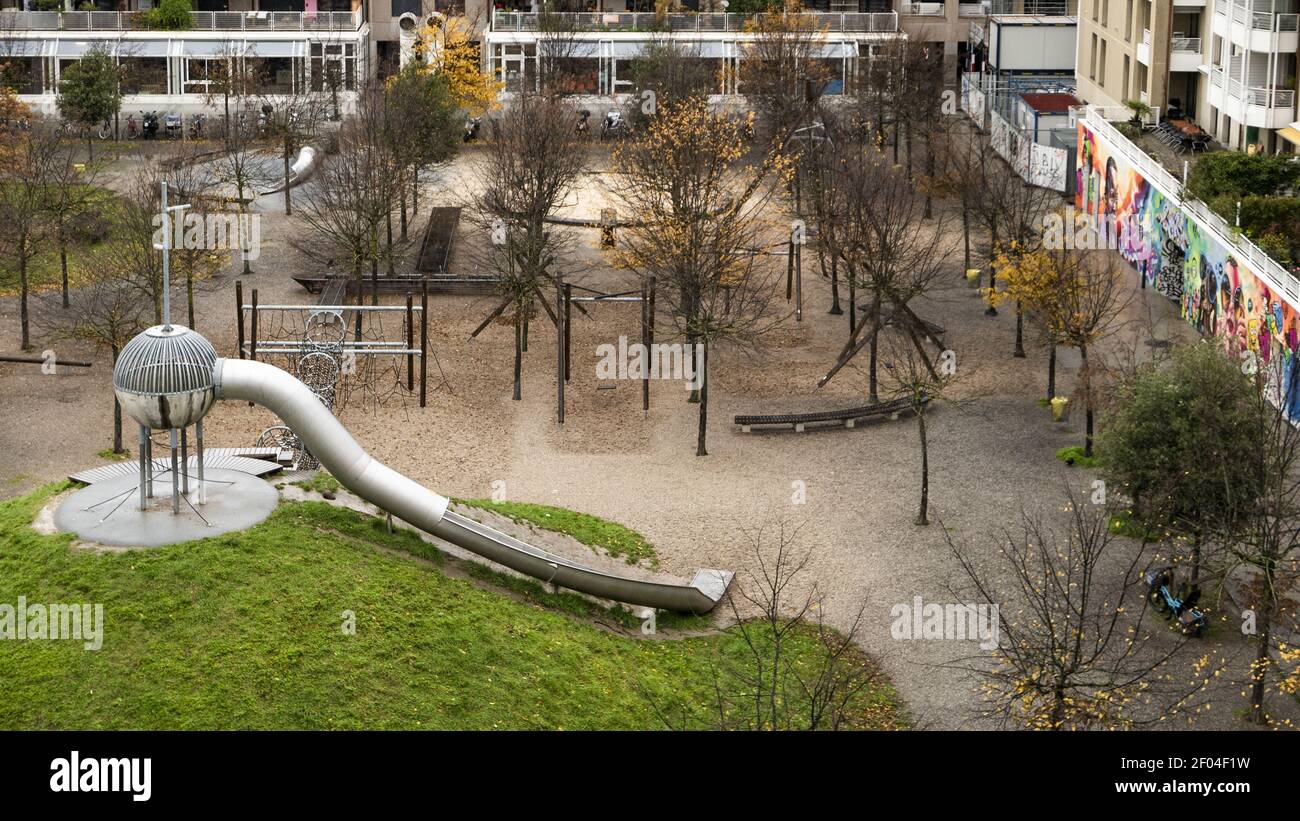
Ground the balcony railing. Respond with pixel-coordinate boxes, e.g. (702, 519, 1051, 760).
(959, 2, 992, 15)
(1209, 66, 1296, 108)
(489, 11, 900, 33)
(987, 0, 1077, 14)
(1217, 3, 1300, 30)
(0, 9, 363, 32)
(1170, 36, 1202, 51)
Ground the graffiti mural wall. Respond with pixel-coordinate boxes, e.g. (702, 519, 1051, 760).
(1076, 122, 1300, 415)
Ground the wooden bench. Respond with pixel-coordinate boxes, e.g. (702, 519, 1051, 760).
(734, 395, 930, 433)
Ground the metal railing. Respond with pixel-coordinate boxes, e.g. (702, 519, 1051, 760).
(0, 8, 363, 32)
(1219, 3, 1300, 30)
(1082, 106, 1300, 308)
(489, 10, 900, 33)
(987, 0, 1077, 14)
(959, 2, 992, 15)
(1211, 66, 1297, 107)
(1170, 36, 1202, 51)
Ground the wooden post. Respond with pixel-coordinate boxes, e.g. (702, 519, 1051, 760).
(405, 291, 414, 391)
(420, 279, 428, 408)
(235, 279, 245, 359)
(557, 277, 565, 425)
(563, 283, 572, 382)
(249, 288, 259, 362)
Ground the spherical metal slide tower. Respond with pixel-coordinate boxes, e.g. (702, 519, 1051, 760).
(113, 322, 219, 512)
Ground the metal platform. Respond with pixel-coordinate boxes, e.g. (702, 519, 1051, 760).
(69, 448, 288, 485)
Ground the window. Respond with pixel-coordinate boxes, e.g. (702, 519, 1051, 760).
(1100, 0, 1108, 27)
(1099, 38, 1107, 84)
(1122, 55, 1130, 97)
(1090, 33, 1098, 80)
(1125, 0, 1133, 39)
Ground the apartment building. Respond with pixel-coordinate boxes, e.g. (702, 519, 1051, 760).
(1202, 0, 1298, 153)
(0, 1, 370, 115)
(1073, 0, 1296, 153)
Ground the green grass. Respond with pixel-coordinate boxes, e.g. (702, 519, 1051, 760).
(97, 449, 131, 462)
(292, 471, 341, 495)
(1056, 445, 1102, 468)
(0, 485, 905, 730)
(457, 498, 658, 567)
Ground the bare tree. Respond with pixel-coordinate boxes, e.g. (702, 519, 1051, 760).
(36, 255, 150, 455)
(470, 93, 585, 401)
(295, 83, 396, 336)
(615, 97, 783, 455)
(1206, 355, 1300, 725)
(43, 129, 104, 310)
(645, 520, 889, 731)
(0, 117, 57, 350)
(817, 144, 952, 403)
(1051, 250, 1127, 457)
(945, 490, 1218, 729)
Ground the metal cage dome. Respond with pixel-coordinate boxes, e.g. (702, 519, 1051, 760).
(113, 324, 219, 430)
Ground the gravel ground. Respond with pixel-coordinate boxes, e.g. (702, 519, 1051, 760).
(1, 145, 1294, 730)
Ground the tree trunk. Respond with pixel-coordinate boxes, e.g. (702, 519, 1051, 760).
(399, 181, 408, 240)
(59, 230, 70, 309)
(386, 211, 396, 277)
(370, 229, 380, 306)
(868, 295, 880, 404)
(1081, 342, 1095, 457)
(1014, 302, 1026, 358)
(1047, 341, 1057, 402)
(915, 407, 929, 526)
(111, 345, 123, 454)
(1248, 603, 1272, 725)
(283, 138, 293, 216)
(696, 340, 709, 457)
(353, 258, 364, 342)
(19, 246, 30, 351)
(962, 204, 971, 274)
(828, 255, 842, 315)
(513, 315, 523, 401)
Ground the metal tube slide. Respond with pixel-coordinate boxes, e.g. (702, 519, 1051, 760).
(214, 358, 731, 613)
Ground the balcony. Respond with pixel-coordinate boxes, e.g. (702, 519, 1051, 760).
(959, 2, 992, 16)
(1212, 2, 1299, 53)
(0, 8, 363, 32)
(1170, 35, 1202, 71)
(1136, 27, 1151, 65)
(1207, 65, 1296, 128)
(489, 11, 901, 33)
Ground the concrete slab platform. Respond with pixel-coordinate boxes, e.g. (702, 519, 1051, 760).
(54, 468, 279, 547)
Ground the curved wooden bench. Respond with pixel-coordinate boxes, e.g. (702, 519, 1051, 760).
(735, 395, 930, 433)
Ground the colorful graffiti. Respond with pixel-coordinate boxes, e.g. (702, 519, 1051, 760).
(1077, 122, 1300, 415)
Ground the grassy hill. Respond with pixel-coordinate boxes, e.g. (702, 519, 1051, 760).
(0, 484, 906, 730)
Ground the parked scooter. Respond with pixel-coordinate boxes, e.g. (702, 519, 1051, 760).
(141, 111, 160, 140)
(188, 112, 205, 140)
(600, 109, 628, 141)
(576, 109, 590, 134)
(163, 112, 182, 140)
